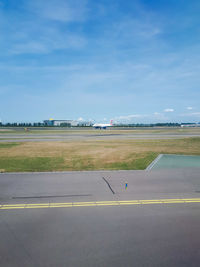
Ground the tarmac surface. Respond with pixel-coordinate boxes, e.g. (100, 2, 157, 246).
(1, 169, 200, 266)
(1, 127, 200, 142)
(1, 133, 200, 142)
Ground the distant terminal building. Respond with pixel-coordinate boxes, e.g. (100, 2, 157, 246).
(181, 123, 200, 127)
(43, 119, 92, 127)
(43, 119, 78, 127)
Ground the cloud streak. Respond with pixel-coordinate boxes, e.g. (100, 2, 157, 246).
(181, 112, 200, 117)
(26, 0, 88, 22)
(164, 109, 174, 112)
(0, 0, 88, 55)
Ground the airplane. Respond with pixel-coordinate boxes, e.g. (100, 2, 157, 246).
(93, 120, 113, 129)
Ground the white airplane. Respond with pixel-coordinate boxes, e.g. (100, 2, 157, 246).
(93, 120, 113, 129)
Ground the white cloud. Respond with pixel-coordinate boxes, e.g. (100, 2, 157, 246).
(164, 108, 174, 112)
(153, 112, 169, 121)
(114, 114, 147, 121)
(104, 16, 162, 50)
(10, 33, 87, 55)
(0, 0, 88, 55)
(26, 0, 88, 22)
(113, 112, 172, 123)
(187, 106, 193, 110)
(180, 112, 200, 117)
(77, 117, 84, 121)
(190, 112, 200, 116)
(11, 42, 49, 54)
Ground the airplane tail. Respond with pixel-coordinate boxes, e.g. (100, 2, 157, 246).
(110, 120, 113, 126)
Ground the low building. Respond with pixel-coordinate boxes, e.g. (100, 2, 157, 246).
(181, 123, 200, 127)
(43, 119, 78, 127)
(77, 121, 93, 127)
(43, 119, 93, 127)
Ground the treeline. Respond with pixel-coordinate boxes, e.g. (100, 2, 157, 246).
(0, 122, 89, 127)
(0, 122, 44, 127)
(115, 123, 181, 127)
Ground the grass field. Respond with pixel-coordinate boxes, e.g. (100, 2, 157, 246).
(0, 137, 200, 172)
(0, 143, 20, 149)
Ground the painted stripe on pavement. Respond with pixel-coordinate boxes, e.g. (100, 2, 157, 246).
(1, 198, 200, 210)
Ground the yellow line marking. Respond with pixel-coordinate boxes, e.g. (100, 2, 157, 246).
(24, 206, 49, 209)
(1, 198, 200, 210)
(97, 203, 119, 206)
(50, 205, 72, 208)
(1, 207, 24, 210)
(1, 204, 26, 207)
(183, 200, 200, 203)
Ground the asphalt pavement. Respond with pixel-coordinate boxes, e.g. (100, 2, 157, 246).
(1, 169, 200, 266)
(1, 133, 200, 142)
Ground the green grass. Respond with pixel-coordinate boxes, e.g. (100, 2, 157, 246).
(104, 152, 158, 170)
(0, 157, 64, 172)
(0, 137, 200, 172)
(0, 143, 21, 149)
(0, 153, 158, 172)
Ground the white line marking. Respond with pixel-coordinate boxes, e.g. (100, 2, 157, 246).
(146, 154, 163, 171)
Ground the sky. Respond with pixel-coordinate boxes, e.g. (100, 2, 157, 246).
(0, 0, 200, 124)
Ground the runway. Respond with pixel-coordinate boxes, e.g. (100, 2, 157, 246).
(1, 169, 200, 266)
(1, 133, 200, 142)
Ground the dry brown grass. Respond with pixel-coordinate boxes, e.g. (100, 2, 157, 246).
(0, 137, 200, 171)
(1, 138, 200, 163)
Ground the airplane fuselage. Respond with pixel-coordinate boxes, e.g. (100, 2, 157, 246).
(93, 120, 113, 129)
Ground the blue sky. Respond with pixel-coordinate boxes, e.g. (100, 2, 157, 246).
(0, 0, 200, 123)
